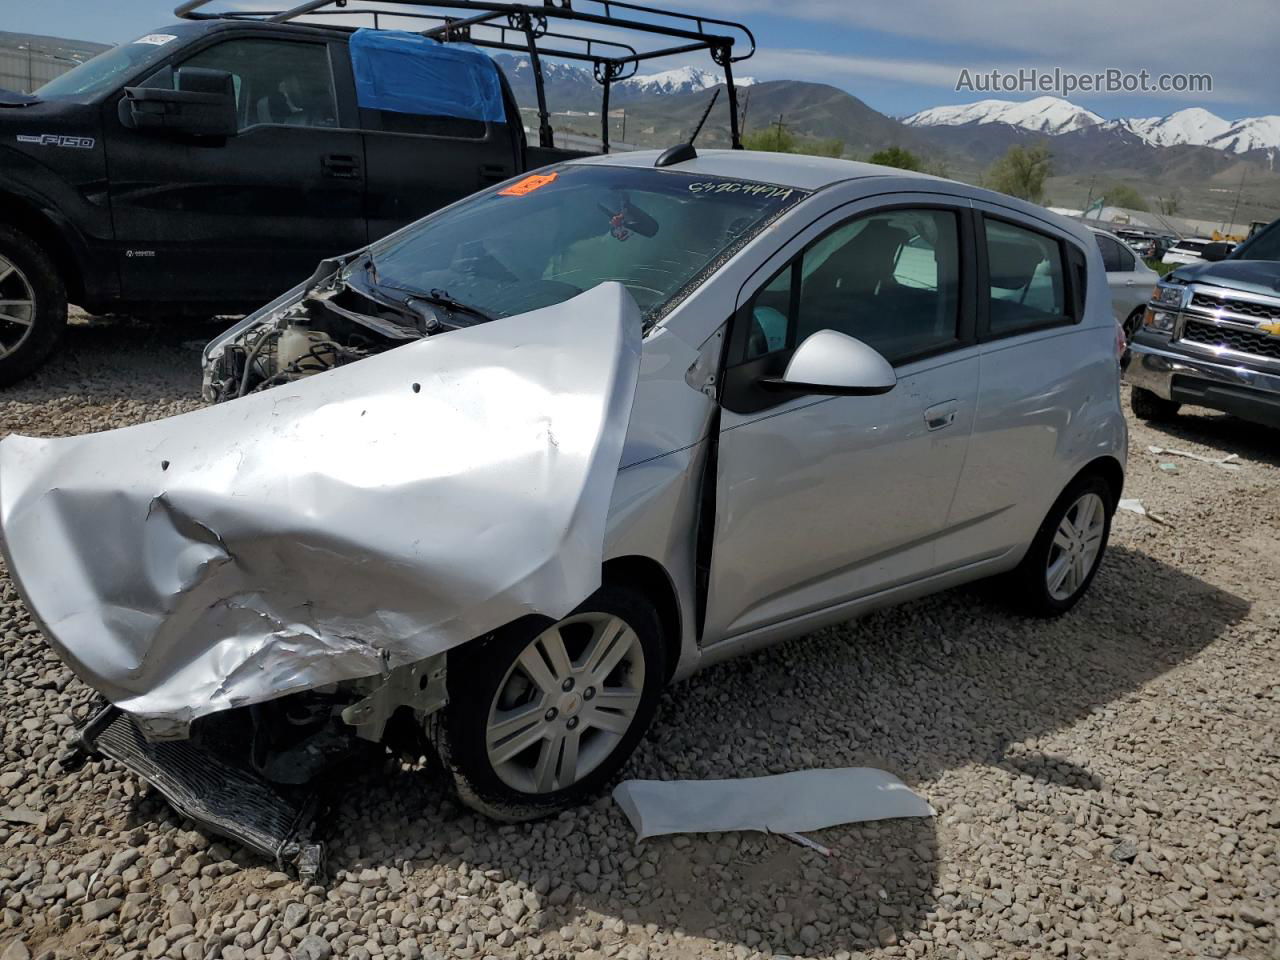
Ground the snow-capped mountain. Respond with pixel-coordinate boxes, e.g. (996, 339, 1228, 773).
(615, 64, 755, 97)
(1208, 116, 1280, 154)
(1115, 107, 1231, 147)
(906, 96, 1280, 155)
(494, 55, 751, 104)
(904, 96, 1103, 136)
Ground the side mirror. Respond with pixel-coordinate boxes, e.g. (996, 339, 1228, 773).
(759, 330, 896, 397)
(1200, 242, 1234, 263)
(121, 67, 237, 138)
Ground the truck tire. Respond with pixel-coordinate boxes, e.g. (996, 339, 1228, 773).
(432, 584, 666, 822)
(0, 225, 67, 387)
(1130, 386, 1180, 422)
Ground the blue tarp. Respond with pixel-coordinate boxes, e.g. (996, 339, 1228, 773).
(349, 28, 506, 124)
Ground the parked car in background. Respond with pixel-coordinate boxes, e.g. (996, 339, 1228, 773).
(0, 150, 1127, 856)
(1089, 227, 1159, 340)
(1114, 228, 1157, 258)
(1163, 237, 1217, 266)
(1128, 215, 1280, 428)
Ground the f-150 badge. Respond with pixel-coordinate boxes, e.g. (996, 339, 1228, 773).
(16, 134, 96, 149)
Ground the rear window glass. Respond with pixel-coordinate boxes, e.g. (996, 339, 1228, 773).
(985, 218, 1068, 335)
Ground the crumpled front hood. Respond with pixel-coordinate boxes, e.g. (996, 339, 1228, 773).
(1173, 259, 1280, 299)
(0, 283, 642, 738)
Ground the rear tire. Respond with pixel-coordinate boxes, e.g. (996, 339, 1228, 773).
(1130, 386, 1180, 422)
(0, 226, 67, 387)
(433, 583, 666, 822)
(1007, 473, 1113, 618)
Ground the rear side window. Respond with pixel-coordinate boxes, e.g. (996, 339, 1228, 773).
(984, 218, 1069, 336)
(1095, 234, 1122, 272)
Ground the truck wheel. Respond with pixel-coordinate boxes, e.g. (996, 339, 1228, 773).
(1007, 473, 1113, 618)
(0, 226, 67, 387)
(433, 584, 665, 822)
(1130, 386, 1180, 422)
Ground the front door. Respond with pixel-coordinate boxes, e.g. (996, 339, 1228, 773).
(103, 34, 366, 306)
(705, 201, 979, 641)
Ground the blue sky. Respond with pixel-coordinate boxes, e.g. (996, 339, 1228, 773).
(6, 0, 1276, 120)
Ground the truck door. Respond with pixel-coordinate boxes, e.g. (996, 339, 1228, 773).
(103, 33, 367, 306)
(347, 30, 521, 241)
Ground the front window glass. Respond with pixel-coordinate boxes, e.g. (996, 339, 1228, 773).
(742, 208, 961, 365)
(364, 165, 809, 323)
(34, 33, 181, 100)
(175, 39, 337, 130)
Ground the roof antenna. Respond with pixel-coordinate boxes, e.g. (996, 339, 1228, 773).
(656, 88, 721, 168)
(688, 87, 721, 146)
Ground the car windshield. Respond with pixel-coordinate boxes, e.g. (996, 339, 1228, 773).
(35, 33, 180, 100)
(1234, 222, 1280, 261)
(362, 164, 810, 324)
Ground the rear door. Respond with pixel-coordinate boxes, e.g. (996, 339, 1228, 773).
(704, 196, 981, 642)
(104, 31, 367, 305)
(350, 34, 522, 241)
(942, 205, 1094, 569)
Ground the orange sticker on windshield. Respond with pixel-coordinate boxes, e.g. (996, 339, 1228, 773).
(499, 172, 558, 196)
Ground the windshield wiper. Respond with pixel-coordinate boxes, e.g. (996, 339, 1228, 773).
(403, 289, 495, 325)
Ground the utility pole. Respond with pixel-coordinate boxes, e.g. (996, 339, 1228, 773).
(774, 113, 785, 150)
(1226, 168, 1246, 237)
(739, 86, 751, 136)
(1083, 175, 1096, 216)
(620, 108, 626, 144)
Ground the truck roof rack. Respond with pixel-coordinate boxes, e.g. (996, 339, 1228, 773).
(173, 0, 755, 152)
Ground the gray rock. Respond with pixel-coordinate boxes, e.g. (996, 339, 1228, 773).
(295, 934, 332, 960)
(82, 897, 123, 922)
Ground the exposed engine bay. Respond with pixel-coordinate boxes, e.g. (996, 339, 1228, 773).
(204, 257, 494, 402)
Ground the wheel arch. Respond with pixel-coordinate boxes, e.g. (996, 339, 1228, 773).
(601, 555, 682, 682)
(0, 190, 85, 304)
(1073, 455, 1125, 508)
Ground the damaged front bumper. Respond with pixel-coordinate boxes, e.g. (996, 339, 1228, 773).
(0, 283, 643, 742)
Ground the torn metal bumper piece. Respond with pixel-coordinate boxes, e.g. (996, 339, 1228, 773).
(85, 705, 322, 877)
(0, 284, 642, 739)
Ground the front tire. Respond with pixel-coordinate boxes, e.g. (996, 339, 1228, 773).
(1130, 386, 1180, 422)
(434, 584, 666, 821)
(1008, 474, 1113, 617)
(0, 226, 67, 387)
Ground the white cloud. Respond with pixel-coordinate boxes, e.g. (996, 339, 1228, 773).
(649, 0, 1276, 107)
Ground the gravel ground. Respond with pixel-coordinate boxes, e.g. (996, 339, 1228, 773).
(1, 317, 1277, 960)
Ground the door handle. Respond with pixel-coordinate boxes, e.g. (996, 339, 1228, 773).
(322, 153, 360, 179)
(925, 399, 959, 431)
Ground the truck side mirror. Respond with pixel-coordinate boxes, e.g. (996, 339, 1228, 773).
(121, 67, 238, 139)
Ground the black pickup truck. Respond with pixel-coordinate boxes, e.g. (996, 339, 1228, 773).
(0, 0, 753, 384)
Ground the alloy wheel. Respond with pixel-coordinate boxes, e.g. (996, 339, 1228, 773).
(0, 254, 37, 361)
(1045, 492, 1106, 601)
(485, 611, 646, 794)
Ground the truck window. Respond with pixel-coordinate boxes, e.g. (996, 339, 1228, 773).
(174, 38, 338, 130)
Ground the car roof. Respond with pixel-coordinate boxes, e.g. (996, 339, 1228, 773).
(568, 149, 941, 191)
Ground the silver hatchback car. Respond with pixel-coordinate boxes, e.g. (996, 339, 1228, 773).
(0, 149, 1126, 834)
